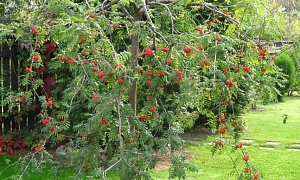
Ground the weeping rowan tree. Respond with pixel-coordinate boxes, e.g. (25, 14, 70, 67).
(0, 0, 284, 179)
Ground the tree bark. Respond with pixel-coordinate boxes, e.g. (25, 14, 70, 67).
(129, 9, 143, 122)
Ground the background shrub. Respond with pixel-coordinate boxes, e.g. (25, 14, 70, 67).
(274, 53, 296, 101)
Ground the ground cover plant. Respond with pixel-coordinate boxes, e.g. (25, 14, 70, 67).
(0, 0, 299, 179)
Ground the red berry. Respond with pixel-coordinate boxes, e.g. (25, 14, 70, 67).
(93, 68, 99, 72)
(113, 25, 120, 29)
(92, 94, 98, 101)
(223, 69, 228, 75)
(242, 155, 250, 161)
(212, 18, 217, 23)
(226, 80, 234, 87)
(147, 80, 151, 86)
(98, 71, 105, 78)
(46, 101, 53, 107)
(195, 27, 204, 34)
(88, 13, 95, 18)
(79, 37, 85, 45)
(25, 67, 33, 73)
(176, 76, 183, 82)
(139, 115, 148, 121)
(100, 119, 108, 125)
(235, 143, 244, 148)
(32, 25, 38, 35)
(223, 101, 229, 106)
(157, 71, 165, 76)
(117, 78, 124, 84)
(243, 66, 251, 72)
(144, 48, 154, 57)
(198, 46, 204, 51)
(84, 166, 90, 172)
(259, 49, 267, 57)
(166, 59, 172, 65)
(67, 57, 75, 64)
(149, 107, 157, 113)
(81, 133, 85, 138)
(59, 55, 66, 62)
(161, 47, 169, 53)
(51, 127, 57, 132)
(233, 66, 238, 71)
(33, 54, 40, 61)
(219, 116, 225, 122)
(115, 63, 124, 70)
(34, 147, 41, 152)
(238, 50, 243, 55)
(183, 47, 192, 54)
(244, 168, 250, 173)
(253, 173, 259, 179)
(271, 55, 275, 60)
(219, 128, 226, 134)
(41, 119, 50, 125)
(147, 70, 153, 76)
(204, 60, 210, 66)
(176, 71, 183, 77)
(82, 51, 87, 55)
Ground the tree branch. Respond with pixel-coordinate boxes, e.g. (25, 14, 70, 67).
(188, 3, 240, 25)
(148, 2, 175, 35)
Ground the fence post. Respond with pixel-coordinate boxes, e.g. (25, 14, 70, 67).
(0, 44, 18, 135)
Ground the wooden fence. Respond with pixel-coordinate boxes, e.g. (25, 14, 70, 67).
(0, 44, 37, 135)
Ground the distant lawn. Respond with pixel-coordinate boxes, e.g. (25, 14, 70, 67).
(1, 96, 300, 179)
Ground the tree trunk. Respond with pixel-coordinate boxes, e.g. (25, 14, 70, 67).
(129, 10, 143, 129)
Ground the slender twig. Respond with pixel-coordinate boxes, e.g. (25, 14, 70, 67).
(213, 39, 217, 80)
(148, 2, 175, 35)
(102, 158, 122, 179)
(18, 153, 35, 180)
(85, 0, 90, 9)
(121, 6, 134, 20)
(101, 0, 108, 15)
(104, 0, 120, 10)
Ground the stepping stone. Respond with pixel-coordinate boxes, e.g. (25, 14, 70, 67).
(240, 139, 254, 144)
(286, 148, 300, 151)
(259, 146, 275, 150)
(265, 141, 281, 145)
(291, 144, 300, 147)
(205, 142, 214, 145)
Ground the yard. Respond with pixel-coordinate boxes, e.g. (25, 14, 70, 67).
(1, 96, 300, 179)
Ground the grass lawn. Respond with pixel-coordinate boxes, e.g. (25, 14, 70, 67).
(151, 96, 300, 179)
(1, 96, 300, 179)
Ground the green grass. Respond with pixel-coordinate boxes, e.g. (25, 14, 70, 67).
(1, 96, 300, 179)
(151, 96, 300, 179)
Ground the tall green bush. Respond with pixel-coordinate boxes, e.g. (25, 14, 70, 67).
(274, 53, 296, 101)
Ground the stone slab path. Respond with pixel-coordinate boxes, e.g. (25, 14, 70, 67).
(181, 135, 300, 151)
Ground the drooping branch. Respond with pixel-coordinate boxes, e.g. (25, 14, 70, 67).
(188, 3, 240, 25)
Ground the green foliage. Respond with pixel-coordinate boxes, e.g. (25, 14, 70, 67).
(0, 0, 298, 179)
